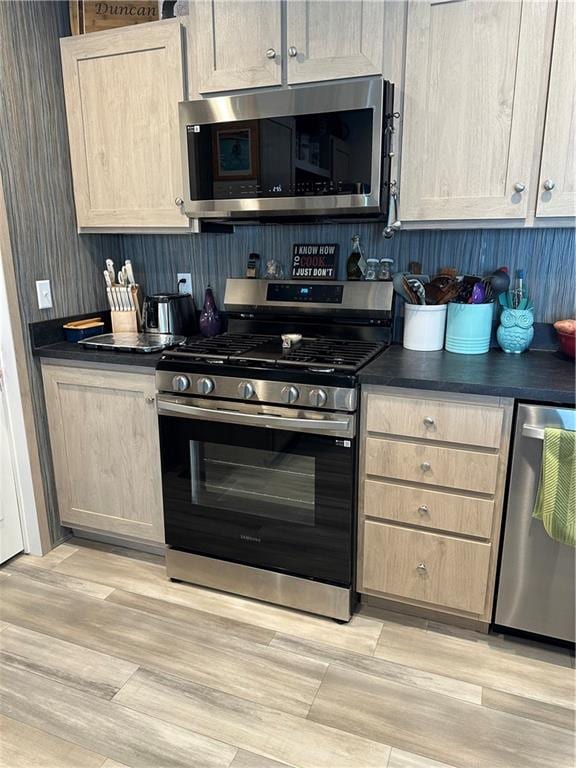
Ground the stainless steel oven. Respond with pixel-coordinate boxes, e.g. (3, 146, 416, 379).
(157, 394, 357, 620)
(179, 77, 395, 220)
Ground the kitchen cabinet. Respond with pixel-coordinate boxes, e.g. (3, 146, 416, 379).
(285, 1, 383, 85)
(41, 362, 164, 544)
(60, 19, 189, 231)
(399, 0, 553, 223)
(193, 0, 384, 94)
(195, 0, 282, 92)
(536, 0, 575, 218)
(358, 387, 513, 627)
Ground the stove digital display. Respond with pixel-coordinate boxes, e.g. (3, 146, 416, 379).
(266, 283, 344, 303)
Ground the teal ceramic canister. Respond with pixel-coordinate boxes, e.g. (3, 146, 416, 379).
(445, 302, 494, 354)
(497, 308, 534, 353)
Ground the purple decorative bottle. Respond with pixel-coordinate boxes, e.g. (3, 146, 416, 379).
(199, 286, 222, 337)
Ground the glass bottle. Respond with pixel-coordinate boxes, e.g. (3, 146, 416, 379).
(365, 257, 379, 281)
(199, 285, 222, 337)
(346, 235, 367, 280)
(378, 258, 394, 281)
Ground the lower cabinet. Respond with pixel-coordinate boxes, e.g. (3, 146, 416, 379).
(358, 387, 513, 625)
(41, 362, 164, 544)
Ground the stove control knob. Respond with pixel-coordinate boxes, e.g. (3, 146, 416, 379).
(281, 385, 299, 404)
(309, 388, 328, 408)
(197, 377, 215, 395)
(172, 375, 190, 392)
(238, 381, 255, 400)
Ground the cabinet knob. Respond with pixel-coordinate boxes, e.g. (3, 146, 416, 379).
(175, 197, 184, 206)
(288, 46, 298, 58)
(513, 182, 526, 193)
(543, 179, 555, 191)
(423, 416, 435, 427)
(266, 48, 276, 59)
(416, 562, 428, 573)
(420, 462, 431, 472)
(145, 396, 155, 404)
(418, 504, 429, 515)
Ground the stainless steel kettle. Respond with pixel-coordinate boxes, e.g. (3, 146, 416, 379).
(142, 293, 196, 336)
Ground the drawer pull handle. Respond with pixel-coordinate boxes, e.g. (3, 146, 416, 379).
(423, 416, 435, 427)
(418, 504, 429, 515)
(416, 562, 428, 573)
(420, 462, 431, 472)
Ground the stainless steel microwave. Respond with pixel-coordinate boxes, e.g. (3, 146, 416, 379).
(179, 77, 395, 221)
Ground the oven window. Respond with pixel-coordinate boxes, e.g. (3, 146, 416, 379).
(187, 108, 374, 200)
(190, 442, 315, 526)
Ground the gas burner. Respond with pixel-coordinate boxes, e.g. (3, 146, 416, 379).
(166, 334, 384, 374)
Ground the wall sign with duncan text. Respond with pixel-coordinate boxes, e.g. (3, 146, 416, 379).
(291, 244, 339, 280)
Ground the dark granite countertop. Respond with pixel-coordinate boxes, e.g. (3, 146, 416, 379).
(34, 341, 163, 369)
(360, 345, 575, 405)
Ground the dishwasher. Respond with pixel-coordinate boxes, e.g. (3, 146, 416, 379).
(495, 403, 575, 643)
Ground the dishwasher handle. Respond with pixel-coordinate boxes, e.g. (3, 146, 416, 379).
(522, 424, 575, 440)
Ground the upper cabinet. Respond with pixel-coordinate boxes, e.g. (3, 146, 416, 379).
(536, 0, 575, 218)
(193, 0, 384, 94)
(195, 0, 282, 92)
(400, 0, 552, 223)
(61, 20, 189, 231)
(285, 1, 383, 85)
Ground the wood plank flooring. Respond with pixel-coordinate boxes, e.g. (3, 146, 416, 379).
(0, 539, 574, 768)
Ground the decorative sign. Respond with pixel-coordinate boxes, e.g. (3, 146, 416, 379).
(291, 244, 339, 280)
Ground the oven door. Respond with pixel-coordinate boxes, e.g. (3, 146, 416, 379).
(180, 78, 388, 217)
(157, 396, 356, 587)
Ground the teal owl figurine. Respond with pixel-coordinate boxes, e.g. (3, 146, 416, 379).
(497, 308, 534, 353)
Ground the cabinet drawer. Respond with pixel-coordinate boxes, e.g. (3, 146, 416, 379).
(362, 521, 491, 614)
(364, 480, 494, 538)
(366, 394, 503, 448)
(365, 437, 499, 495)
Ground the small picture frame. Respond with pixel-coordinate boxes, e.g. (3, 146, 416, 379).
(212, 121, 259, 181)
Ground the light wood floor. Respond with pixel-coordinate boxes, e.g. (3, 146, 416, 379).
(0, 539, 574, 768)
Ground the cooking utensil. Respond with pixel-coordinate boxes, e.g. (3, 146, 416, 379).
(393, 273, 414, 303)
(424, 282, 444, 305)
(401, 275, 419, 304)
(407, 277, 426, 305)
(471, 282, 486, 304)
(489, 267, 510, 295)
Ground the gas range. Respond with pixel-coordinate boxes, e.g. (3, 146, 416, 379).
(157, 279, 394, 413)
(157, 332, 385, 411)
(155, 278, 394, 621)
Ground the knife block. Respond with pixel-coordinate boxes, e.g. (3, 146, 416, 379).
(111, 310, 138, 334)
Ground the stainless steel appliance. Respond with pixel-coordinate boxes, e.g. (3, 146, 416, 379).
(495, 403, 575, 643)
(143, 293, 196, 336)
(179, 78, 397, 222)
(156, 279, 394, 620)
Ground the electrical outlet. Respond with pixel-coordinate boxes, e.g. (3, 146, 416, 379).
(36, 279, 53, 310)
(177, 273, 192, 295)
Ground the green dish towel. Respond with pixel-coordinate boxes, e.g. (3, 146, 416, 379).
(533, 427, 576, 548)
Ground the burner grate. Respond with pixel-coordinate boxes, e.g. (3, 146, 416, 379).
(171, 333, 384, 373)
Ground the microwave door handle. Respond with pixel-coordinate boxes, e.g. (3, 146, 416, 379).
(157, 398, 351, 433)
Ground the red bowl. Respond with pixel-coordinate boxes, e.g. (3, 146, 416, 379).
(557, 330, 576, 359)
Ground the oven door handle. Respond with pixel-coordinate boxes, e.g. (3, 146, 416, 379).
(157, 397, 353, 435)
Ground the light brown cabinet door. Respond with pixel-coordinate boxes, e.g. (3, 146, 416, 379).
(195, 0, 282, 92)
(400, 0, 551, 222)
(365, 437, 499, 495)
(362, 521, 491, 614)
(42, 364, 164, 543)
(366, 393, 504, 449)
(536, 0, 576, 218)
(285, 0, 383, 84)
(60, 20, 188, 230)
